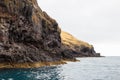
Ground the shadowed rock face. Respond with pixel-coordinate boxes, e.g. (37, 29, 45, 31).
(61, 31, 100, 57)
(0, 0, 100, 64)
(0, 0, 65, 63)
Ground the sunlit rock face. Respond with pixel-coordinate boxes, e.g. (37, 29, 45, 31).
(0, 0, 63, 63)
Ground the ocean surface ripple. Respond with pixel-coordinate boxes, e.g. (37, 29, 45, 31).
(0, 57, 120, 80)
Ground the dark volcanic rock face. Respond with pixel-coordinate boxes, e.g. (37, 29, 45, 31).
(61, 31, 100, 57)
(0, 0, 100, 64)
(0, 0, 64, 63)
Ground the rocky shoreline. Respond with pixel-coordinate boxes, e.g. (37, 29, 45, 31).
(0, 0, 100, 68)
(0, 61, 66, 68)
(0, 59, 78, 68)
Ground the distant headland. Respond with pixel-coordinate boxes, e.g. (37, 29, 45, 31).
(0, 0, 100, 68)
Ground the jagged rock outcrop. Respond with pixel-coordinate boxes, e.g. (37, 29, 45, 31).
(0, 0, 100, 68)
(61, 31, 100, 57)
(0, 0, 72, 63)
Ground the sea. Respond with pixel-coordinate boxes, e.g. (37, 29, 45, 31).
(0, 57, 120, 80)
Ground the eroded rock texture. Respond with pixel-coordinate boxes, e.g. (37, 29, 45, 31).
(61, 31, 100, 57)
(0, 0, 64, 63)
(0, 0, 100, 64)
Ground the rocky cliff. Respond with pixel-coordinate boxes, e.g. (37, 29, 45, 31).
(0, 0, 66, 63)
(61, 31, 100, 57)
(0, 0, 100, 68)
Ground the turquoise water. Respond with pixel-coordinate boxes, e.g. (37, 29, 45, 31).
(0, 57, 120, 80)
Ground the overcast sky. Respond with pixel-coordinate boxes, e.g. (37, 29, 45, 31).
(37, 0, 120, 56)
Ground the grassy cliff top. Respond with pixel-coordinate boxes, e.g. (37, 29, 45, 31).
(61, 31, 92, 49)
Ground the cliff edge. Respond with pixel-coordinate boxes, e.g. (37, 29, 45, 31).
(61, 31, 100, 57)
(0, 0, 100, 68)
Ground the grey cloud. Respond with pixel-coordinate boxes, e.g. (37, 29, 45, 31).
(38, 0, 120, 43)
